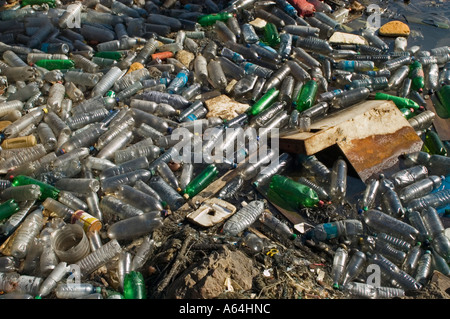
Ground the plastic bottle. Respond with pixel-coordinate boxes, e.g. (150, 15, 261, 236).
(75, 239, 122, 279)
(9, 207, 44, 259)
(55, 283, 102, 299)
(294, 79, 318, 112)
(363, 209, 419, 243)
(414, 250, 432, 285)
(259, 210, 297, 240)
(432, 233, 450, 262)
(37, 261, 70, 298)
(222, 200, 265, 236)
(11, 175, 59, 201)
(0, 199, 20, 221)
(381, 188, 405, 218)
(237, 149, 278, 181)
(424, 130, 447, 156)
(101, 169, 152, 194)
(405, 189, 450, 213)
(298, 154, 331, 185)
(0, 272, 42, 296)
(116, 184, 164, 213)
(373, 236, 407, 266)
(132, 236, 155, 271)
(341, 250, 367, 287)
(369, 253, 422, 291)
(329, 158, 347, 205)
(183, 164, 218, 200)
(310, 219, 363, 242)
(421, 206, 445, 239)
(343, 281, 377, 299)
(331, 87, 370, 109)
(242, 232, 264, 254)
(332, 246, 348, 289)
(123, 271, 146, 299)
(107, 212, 163, 241)
(0, 184, 41, 202)
(409, 60, 425, 92)
(148, 176, 185, 211)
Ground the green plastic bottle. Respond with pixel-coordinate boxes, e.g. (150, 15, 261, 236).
(409, 60, 425, 92)
(94, 51, 124, 61)
(247, 87, 280, 116)
(269, 175, 320, 208)
(436, 85, 450, 117)
(0, 199, 20, 221)
(35, 59, 75, 71)
(399, 107, 415, 119)
(197, 12, 233, 26)
(183, 164, 219, 199)
(294, 79, 318, 112)
(11, 175, 60, 200)
(423, 130, 448, 156)
(263, 22, 280, 47)
(21, 0, 56, 7)
(123, 271, 147, 299)
(374, 92, 420, 110)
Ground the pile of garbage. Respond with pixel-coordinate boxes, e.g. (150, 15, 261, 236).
(0, 0, 449, 300)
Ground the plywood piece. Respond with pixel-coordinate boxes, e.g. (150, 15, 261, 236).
(280, 100, 423, 182)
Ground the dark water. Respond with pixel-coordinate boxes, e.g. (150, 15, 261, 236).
(346, 0, 450, 51)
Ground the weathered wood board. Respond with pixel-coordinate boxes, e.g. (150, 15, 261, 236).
(279, 100, 424, 182)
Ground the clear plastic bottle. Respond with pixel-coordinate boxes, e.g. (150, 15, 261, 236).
(398, 175, 443, 204)
(0, 272, 42, 296)
(131, 236, 155, 271)
(259, 210, 297, 240)
(75, 239, 122, 279)
(222, 200, 265, 237)
(373, 236, 407, 266)
(252, 153, 293, 187)
(329, 158, 347, 204)
(91, 66, 124, 98)
(331, 87, 370, 109)
(242, 232, 264, 254)
(100, 195, 144, 220)
(369, 253, 422, 291)
(107, 211, 163, 241)
(37, 261, 70, 298)
(343, 281, 377, 299)
(101, 170, 152, 194)
(405, 189, 450, 213)
(55, 283, 102, 299)
(114, 144, 162, 165)
(421, 206, 445, 239)
(237, 148, 278, 181)
(0, 184, 41, 202)
(54, 178, 99, 195)
(148, 176, 185, 211)
(115, 184, 164, 213)
(432, 233, 450, 262)
(363, 209, 419, 243)
(415, 250, 432, 285)
(9, 207, 44, 259)
(381, 188, 405, 218)
(332, 246, 348, 289)
(341, 250, 367, 287)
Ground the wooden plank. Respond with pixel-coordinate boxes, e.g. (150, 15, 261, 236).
(279, 100, 423, 182)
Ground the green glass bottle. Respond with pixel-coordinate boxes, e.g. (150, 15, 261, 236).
(423, 130, 448, 156)
(94, 51, 124, 61)
(294, 79, 318, 112)
(436, 85, 450, 118)
(183, 164, 219, 199)
(374, 92, 420, 110)
(11, 175, 60, 200)
(263, 23, 280, 47)
(21, 0, 56, 7)
(399, 107, 415, 119)
(0, 199, 20, 221)
(197, 12, 233, 26)
(123, 271, 147, 299)
(247, 87, 280, 116)
(34, 59, 75, 71)
(269, 175, 319, 208)
(409, 60, 425, 92)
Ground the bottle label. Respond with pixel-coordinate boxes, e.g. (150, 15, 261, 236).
(322, 223, 339, 239)
(71, 210, 102, 232)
